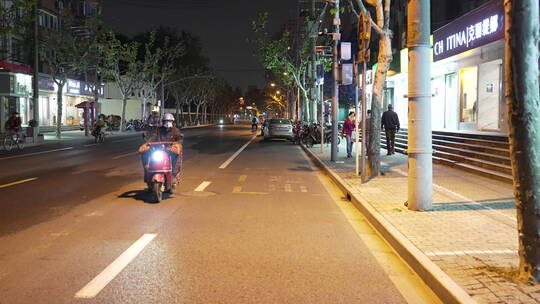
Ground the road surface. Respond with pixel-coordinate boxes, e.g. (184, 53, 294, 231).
(0, 125, 440, 303)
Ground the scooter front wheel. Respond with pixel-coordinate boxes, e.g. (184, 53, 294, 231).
(153, 183, 163, 203)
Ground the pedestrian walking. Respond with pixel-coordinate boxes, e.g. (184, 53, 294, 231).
(341, 111, 356, 158)
(381, 104, 400, 155)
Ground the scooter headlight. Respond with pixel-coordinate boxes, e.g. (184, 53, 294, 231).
(151, 150, 166, 162)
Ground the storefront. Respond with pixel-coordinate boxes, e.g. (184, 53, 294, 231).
(0, 72, 33, 132)
(387, 0, 506, 134)
(38, 77, 100, 126)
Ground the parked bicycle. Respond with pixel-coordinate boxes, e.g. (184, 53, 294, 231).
(3, 132, 25, 151)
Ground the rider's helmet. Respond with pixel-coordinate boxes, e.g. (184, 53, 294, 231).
(162, 113, 175, 129)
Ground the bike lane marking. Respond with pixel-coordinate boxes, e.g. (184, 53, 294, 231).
(194, 181, 212, 192)
(218, 134, 257, 169)
(0, 147, 74, 161)
(74, 233, 157, 299)
(0, 177, 38, 189)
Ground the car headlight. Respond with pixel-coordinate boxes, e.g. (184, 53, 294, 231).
(152, 151, 166, 162)
(219, 119, 224, 124)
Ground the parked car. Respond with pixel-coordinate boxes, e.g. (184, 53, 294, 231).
(263, 118, 293, 141)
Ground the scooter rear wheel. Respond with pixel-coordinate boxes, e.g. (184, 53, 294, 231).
(153, 183, 162, 203)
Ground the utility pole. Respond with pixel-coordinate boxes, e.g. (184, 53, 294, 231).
(407, 0, 432, 210)
(330, 0, 340, 162)
(504, 0, 540, 282)
(32, 2, 40, 143)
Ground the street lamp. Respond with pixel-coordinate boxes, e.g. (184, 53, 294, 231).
(276, 90, 281, 94)
(270, 83, 276, 87)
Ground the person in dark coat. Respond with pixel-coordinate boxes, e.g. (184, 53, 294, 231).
(381, 104, 400, 155)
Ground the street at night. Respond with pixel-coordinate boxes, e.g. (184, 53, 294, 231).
(0, 125, 438, 303)
(1, 0, 539, 303)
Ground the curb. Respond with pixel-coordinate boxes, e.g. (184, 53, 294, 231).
(301, 145, 477, 304)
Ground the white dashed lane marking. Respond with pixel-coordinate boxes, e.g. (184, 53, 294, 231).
(75, 234, 157, 299)
(194, 181, 212, 192)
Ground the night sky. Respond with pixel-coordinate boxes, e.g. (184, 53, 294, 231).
(103, 0, 298, 91)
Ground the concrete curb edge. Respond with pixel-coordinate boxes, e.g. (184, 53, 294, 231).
(301, 145, 477, 304)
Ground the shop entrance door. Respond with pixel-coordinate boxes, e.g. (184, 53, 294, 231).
(459, 67, 478, 131)
(477, 60, 502, 131)
(444, 73, 458, 130)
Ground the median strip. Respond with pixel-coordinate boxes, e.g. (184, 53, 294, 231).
(74, 233, 157, 299)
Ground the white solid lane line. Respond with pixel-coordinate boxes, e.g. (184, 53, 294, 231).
(194, 181, 212, 192)
(0, 177, 38, 189)
(0, 147, 74, 161)
(112, 151, 138, 160)
(84, 143, 98, 147)
(74, 234, 157, 299)
(219, 134, 257, 169)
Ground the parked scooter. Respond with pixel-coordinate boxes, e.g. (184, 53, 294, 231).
(144, 142, 176, 203)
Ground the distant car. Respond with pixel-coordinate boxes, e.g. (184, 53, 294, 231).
(263, 118, 293, 141)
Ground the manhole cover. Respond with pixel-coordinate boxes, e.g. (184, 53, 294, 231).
(180, 191, 217, 197)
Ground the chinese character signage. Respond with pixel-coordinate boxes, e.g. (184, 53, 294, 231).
(433, 0, 504, 62)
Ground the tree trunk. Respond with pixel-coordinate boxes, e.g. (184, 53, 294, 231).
(195, 104, 200, 125)
(367, 34, 393, 178)
(56, 82, 64, 139)
(120, 96, 128, 131)
(504, 0, 540, 283)
(188, 103, 193, 125)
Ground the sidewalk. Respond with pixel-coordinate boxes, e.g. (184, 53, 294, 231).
(304, 142, 540, 303)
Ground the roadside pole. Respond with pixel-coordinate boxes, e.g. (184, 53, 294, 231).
(354, 56, 360, 176)
(320, 84, 324, 154)
(360, 61, 367, 182)
(407, 0, 432, 210)
(330, 0, 340, 162)
(32, 2, 40, 143)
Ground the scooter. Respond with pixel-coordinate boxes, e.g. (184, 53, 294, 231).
(144, 142, 176, 203)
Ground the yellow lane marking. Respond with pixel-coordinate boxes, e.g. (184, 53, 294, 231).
(0, 177, 38, 189)
(238, 175, 247, 182)
(232, 186, 268, 195)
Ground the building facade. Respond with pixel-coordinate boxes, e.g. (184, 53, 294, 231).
(386, 0, 507, 134)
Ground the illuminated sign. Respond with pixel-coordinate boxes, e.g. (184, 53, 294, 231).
(433, 0, 504, 62)
(67, 79, 81, 94)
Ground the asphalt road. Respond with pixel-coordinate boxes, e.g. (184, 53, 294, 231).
(0, 125, 440, 303)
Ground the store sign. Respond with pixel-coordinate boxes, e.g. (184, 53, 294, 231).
(10, 74, 32, 97)
(80, 82, 104, 97)
(39, 76, 55, 91)
(433, 0, 504, 62)
(67, 79, 81, 94)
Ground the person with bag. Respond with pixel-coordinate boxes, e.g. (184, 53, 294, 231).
(341, 111, 356, 158)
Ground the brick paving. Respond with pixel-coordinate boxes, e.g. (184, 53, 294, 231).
(307, 142, 540, 304)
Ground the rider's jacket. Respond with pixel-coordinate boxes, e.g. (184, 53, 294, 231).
(6, 116, 22, 131)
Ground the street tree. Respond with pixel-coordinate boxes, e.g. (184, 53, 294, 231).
(136, 31, 184, 119)
(98, 31, 141, 131)
(503, 0, 540, 283)
(40, 5, 88, 138)
(347, 0, 393, 178)
(250, 12, 314, 121)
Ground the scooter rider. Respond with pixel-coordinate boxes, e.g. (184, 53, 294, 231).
(138, 113, 184, 183)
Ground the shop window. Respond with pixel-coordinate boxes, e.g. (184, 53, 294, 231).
(459, 67, 478, 123)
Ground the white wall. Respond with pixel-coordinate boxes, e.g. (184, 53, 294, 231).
(99, 98, 142, 120)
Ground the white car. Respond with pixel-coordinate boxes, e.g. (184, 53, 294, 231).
(263, 118, 293, 141)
